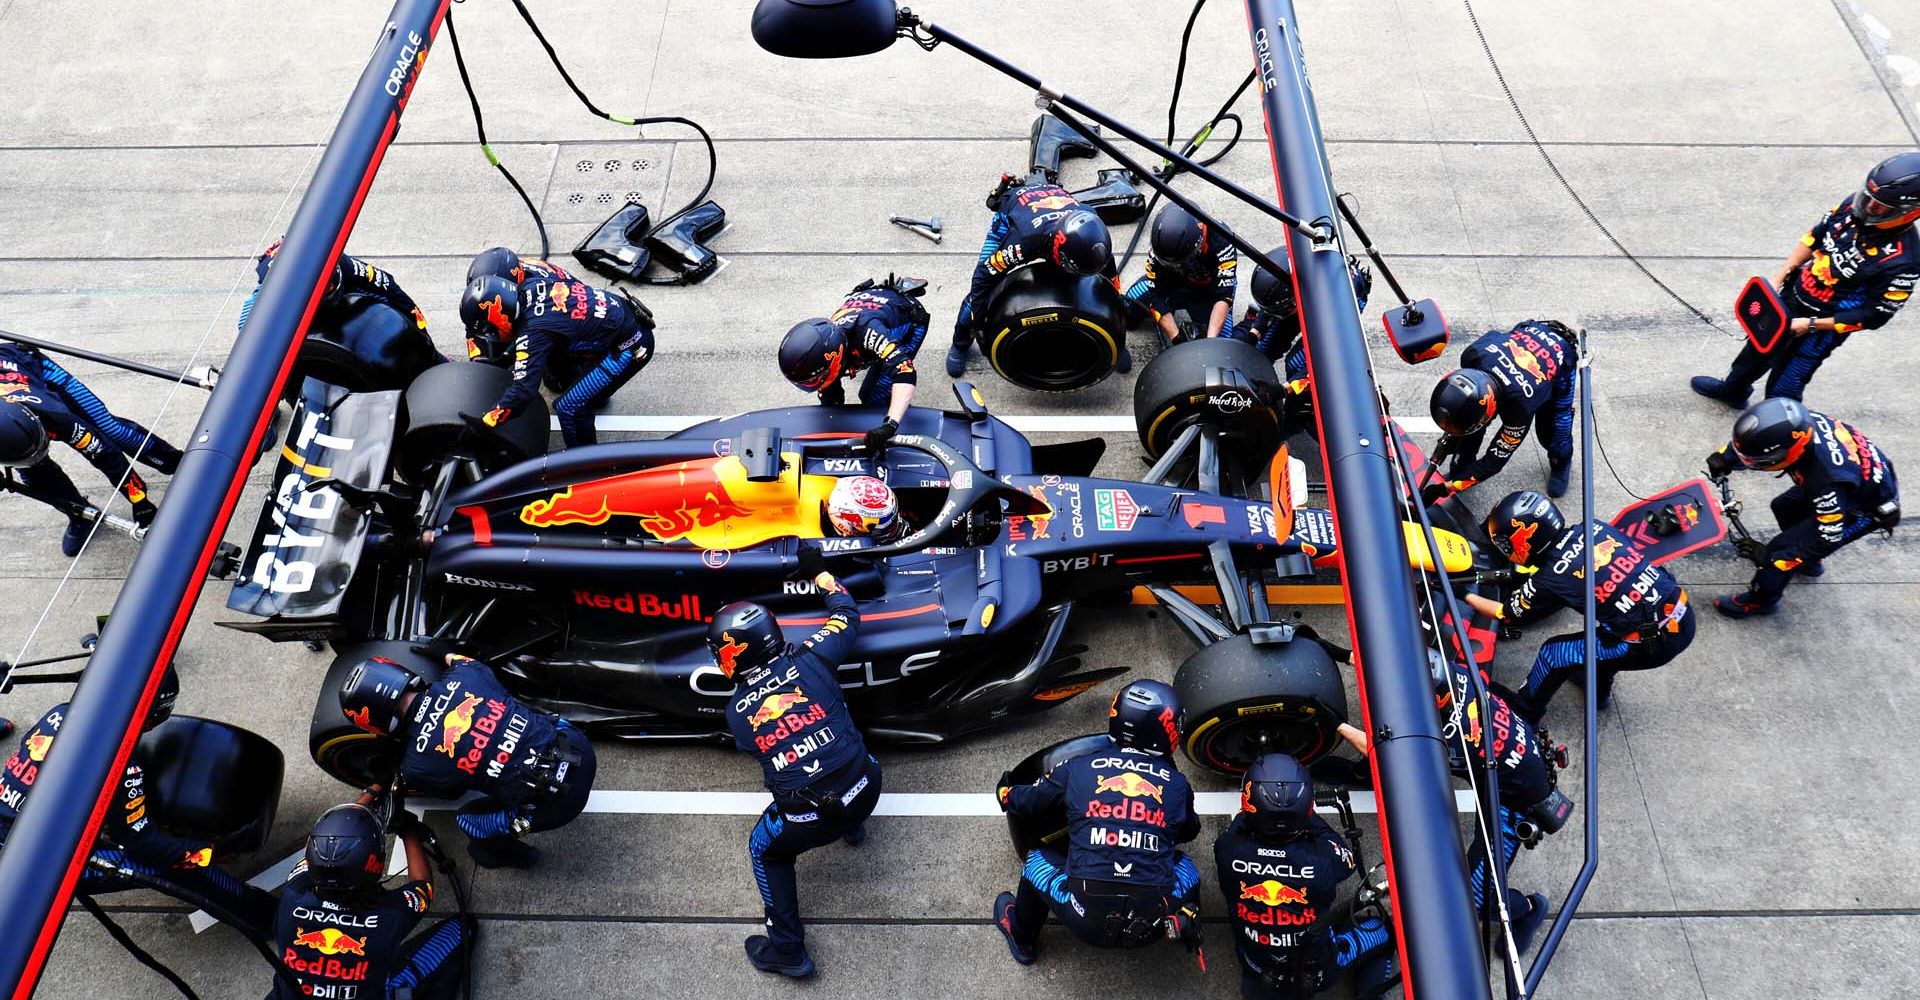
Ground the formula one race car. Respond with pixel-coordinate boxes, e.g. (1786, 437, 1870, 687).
(221, 336, 1502, 784)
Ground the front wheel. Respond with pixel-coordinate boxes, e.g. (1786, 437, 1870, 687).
(1133, 336, 1284, 480)
(396, 361, 549, 484)
(979, 268, 1129, 392)
(1175, 633, 1347, 774)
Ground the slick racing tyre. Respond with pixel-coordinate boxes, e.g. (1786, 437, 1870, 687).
(1002, 733, 1112, 857)
(309, 640, 447, 788)
(979, 268, 1129, 392)
(1175, 634, 1347, 775)
(138, 716, 285, 856)
(1133, 335, 1284, 466)
(396, 361, 550, 484)
(296, 293, 443, 395)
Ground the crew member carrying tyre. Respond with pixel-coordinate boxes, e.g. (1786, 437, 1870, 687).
(1428, 319, 1577, 500)
(466, 245, 575, 287)
(460, 270, 656, 447)
(1692, 152, 1920, 406)
(1126, 203, 1238, 342)
(338, 653, 598, 870)
(779, 276, 930, 451)
(947, 176, 1121, 377)
(712, 550, 882, 979)
(0, 667, 277, 940)
(1706, 397, 1899, 617)
(0, 380, 169, 556)
(1214, 753, 1395, 1000)
(271, 800, 471, 1000)
(241, 239, 427, 334)
(992, 680, 1204, 967)
(1466, 490, 1694, 721)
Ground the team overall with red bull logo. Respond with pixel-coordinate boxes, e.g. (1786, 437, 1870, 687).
(1213, 813, 1388, 999)
(271, 859, 462, 1000)
(814, 284, 928, 407)
(393, 655, 597, 868)
(1442, 321, 1576, 494)
(241, 240, 428, 333)
(479, 274, 655, 447)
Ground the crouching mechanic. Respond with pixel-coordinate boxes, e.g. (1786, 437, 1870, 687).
(0, 667, 277, 939)
(1126, 203, 1238, 341)
(1468, 490, 1694, 721)
(948, 176, 1119, 376)
(1693, 152, 1920, 406)
(779, 276, 931, 451)
(1429, 319, 1577, 499)
(1707, 397, 1899, 617)
(242, 239, 427, 333)
(272, 801, 470, 999)
(993, 680, 1204, 966)
(1215, 753, 1394, 1000)
(0, 394, 165, 556)
(339, 653, 598, 870)
(461, 270, 656, 447)
(712, 551, 881, 978)
(467, 245, 575, 287)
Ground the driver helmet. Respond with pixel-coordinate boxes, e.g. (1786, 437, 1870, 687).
(339, 656, 426, 736)
(1483, 490, 1565, 566)
(826, 475, 901, 541)
(1731, 397, 1814, 471)
(1430, 368, 1498, 437)
(1239, 752, 1315, 841)
(460, 275, 521, 363)
(1108, 679, 1183, 756)
(467, 246, 526, 285)
(1852, 152, 1920, 231)
(1051, 210, 1112, 276)
(305, 803, 387, 902)
(777, 318, 848, 393)
(0, 402, 49, 468)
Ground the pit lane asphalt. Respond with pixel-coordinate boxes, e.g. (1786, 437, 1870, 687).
(3, 0, 1920, 997)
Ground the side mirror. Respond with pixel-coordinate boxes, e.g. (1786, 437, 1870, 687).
(750, 0, 901, 59)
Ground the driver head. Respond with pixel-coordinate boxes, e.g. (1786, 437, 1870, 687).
(826, 475, 900, 541)
(1051, 210, 1112, 277)
(339, 656, 426, 735)
(305, 803, 387, 902)
(1239, 752, 1314, 841)
(777, 318, 849, 393)
(0, 402, 49, 469)
(1430, 368, 1498, 437)
(467, 246, 526, 285)
(707, 602, 785, 680)
(1483, 490, 1565, 566)
(1107, 679, 1183, 756)
(460, 276, 522, 364)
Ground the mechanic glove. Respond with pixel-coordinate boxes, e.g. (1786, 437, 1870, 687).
(864, 418, 899, 452)
(132, 501, 158, 529)
(1418, 480, 1455, 506)
(411, 306, 429, 331)
(444, 652, 480, 670)
(177, 846, 213, 869)
(481, 407, 509, 428)
(795, 545, 829, 581)
(1734, 536, 1770, 568)
(1705, 447, 1737, 480)
(995, 770, 1016, 811)
(818, 382, 846, 407)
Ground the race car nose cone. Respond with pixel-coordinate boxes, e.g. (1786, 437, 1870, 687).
(750, 0, 900, 59)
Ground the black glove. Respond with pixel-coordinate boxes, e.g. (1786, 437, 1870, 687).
(1705, 448, 1737, 480)
(1734, 536, 1769, 567)
(995, 770, 1016, 812)
(818, 381, 846, 406)
(864, 418, 898, 452)
(1419, 480, 1450, 506)
(795, 545, 829, 581)
(132, 502, 157, 529)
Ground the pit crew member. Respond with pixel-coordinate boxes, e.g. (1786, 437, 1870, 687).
(1429, 319, 1577, 499)
(779, 276, 930, 450)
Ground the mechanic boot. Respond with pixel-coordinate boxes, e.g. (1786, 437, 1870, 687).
(1689, 375, 1749, 409)
(745, 935, 817, 978)
(0, 717, 12, 741)
(1546, 459, 1571, 499)
(992, 892, 1038, 965)
(466, 836, 541, 870)
(60, 518, 88, 557)
(1504, 891, 1550, 956)
(842, 823, 867, 847)
(946, 336, 972, 378)
(1114, 343, 1134, 375)
(1713, 593, 1779, 619)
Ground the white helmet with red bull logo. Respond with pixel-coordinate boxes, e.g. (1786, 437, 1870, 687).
(826, 475, 901, 541)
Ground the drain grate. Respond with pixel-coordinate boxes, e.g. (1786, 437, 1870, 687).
(542, 143, 675, 225)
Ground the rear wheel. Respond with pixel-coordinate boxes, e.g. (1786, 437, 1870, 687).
(980, 268, 1129, 392)
(1175, 634, 1347, 774)
(309, 640, 447, 788)
(396, 361, 549, 484)
(1133, 336, 1284, 472)
(138, 717, 284, 856)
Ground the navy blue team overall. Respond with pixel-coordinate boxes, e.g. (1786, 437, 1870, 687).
(1437, 685, 1556, 928)
(484, 275, 655, 446)
(1730, 412, 1899, 608)
(725, 587, 882, 955)
(1722, 200, 1920, 400)
(395, 656, 596, 853)
(953, 182, 1111, 344)
(271, 860, 467, 1000)
(825, 285, 928, 406)
(1500, 520, 1695, 720)
(1001, 746, 1203, 949)
(1214, 814, 1390, 999)
(1125, 227, 1238, 339)
(0, 343, 174, 528)
(241, 242, 427, 333)
(0, 706, 276, 938)
(1444, 321, 1575, 490)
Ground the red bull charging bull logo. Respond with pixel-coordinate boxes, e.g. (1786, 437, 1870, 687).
(24, 732, 53, 763)
(1239, 879, 1310, 907)
(435, 693, 485, 756)
(518, 459, 754, 542)
(1093, 772, 1165, 801)
(291, 927, 368, 957)
(1504, 341, 1550, 383)
(748, 691, 809, 729)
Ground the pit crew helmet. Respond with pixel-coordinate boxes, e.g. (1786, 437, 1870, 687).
(1430, 368, 1499, 437)
(305, 804, 386, 901)
(1240, 752, 1315, 841)
(460, 275, 521, 363)
(778, 318, 848, 393)
(339, 656, 426, 736)
(1051, 210, 1112, 277)
(1731, 397, 1814, 471)
(467, 246, 526, 285)
(1852, 152, 1920, 230)
(0, 403, 49, 469)
(1108, 679, 1183, 756)
(708, 601, 785, 679)
(1484, 490, 1566, 567)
